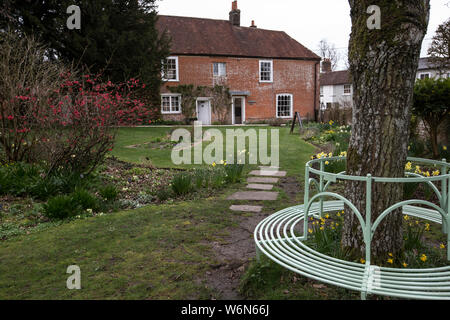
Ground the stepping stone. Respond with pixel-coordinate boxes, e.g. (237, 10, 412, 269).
(227, 191, 279, 201)
(229, 205, 263, 213)
(247, 177, 279, 184)
(259, 166, 280, 170)
(247, 184, 274, 191)
(250, 170, 287, 177)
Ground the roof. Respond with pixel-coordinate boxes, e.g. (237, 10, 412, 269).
(156, 15, 320, 60)
(320, 70, 351, 86)
(418, 57, 440, 71)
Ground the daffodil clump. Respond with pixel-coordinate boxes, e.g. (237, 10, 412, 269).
(404, 162, 440, 178)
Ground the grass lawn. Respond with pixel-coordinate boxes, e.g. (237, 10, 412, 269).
(0, 126, 319, 299)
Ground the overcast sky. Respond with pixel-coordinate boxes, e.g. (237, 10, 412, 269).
(157, 0, 450, 70)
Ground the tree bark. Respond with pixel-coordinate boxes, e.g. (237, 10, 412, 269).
(342, 0, 430, 260)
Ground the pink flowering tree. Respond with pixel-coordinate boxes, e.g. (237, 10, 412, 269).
(0, 30, 158, 175)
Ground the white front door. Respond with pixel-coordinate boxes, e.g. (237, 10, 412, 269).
(197, 100, 211, 125)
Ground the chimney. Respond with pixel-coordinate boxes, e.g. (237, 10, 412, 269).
(250, 20, 257, 28)
(321, 59, 332, 73)
(229, 1, 240, 27)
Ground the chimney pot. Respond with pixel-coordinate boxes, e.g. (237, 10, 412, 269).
(250, 20, 257, 28)
(229, 1, 240, 27)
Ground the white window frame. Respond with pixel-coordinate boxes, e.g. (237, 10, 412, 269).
(259, 60, 273, 83)
(162, 56, 179, 82)
(161, 94, 182, 114)
(276, 94, 293, 119)
(343, 84, 352, 95)
(213, 62, 227, 77)
(418, 73, 430, 80)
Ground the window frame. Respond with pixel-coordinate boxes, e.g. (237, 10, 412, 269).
(259, 60, 273, 83)
(276, 93, 293, 119)
(213, 62, 227, 77)
(161, 94, 182, 114)
(162, 56, 179, 82)
(343, 84, 352, 95)
(419, 73, 430, 80)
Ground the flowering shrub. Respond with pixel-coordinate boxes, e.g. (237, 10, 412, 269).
(0, 30, 157, 175)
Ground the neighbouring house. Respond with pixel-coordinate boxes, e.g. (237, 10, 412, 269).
(156, 1, 320, 125)
(319, 60, 352, 112)
(320, 57, 449, 112)
(416, 57, 450, 80)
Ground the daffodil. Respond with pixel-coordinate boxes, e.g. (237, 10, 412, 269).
(415, 166, 421, 174)
(308, 228, 313, 234)
(360, 258, 366, 264)
(325, 214, 330, 219)
(440, 243, 446, 249)
(402, 262, 408, 268)
(420, 254, 427, 262)
(404, 215, 410, 221)
(320, 226, 324, 231)
(425, 223, 430, 231)
(405, 162, 412, 171)
(387, 258, 394, 264)
(388, 253, 393, 257)
(329, 120, 334, 125)
(325, 161, 329, 165)
(212, 162, 216, 167)
(432, 170, 440, 176)
(444, 146, 447, 151)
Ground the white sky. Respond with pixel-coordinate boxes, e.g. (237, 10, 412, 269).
(156, 0, 450, 70)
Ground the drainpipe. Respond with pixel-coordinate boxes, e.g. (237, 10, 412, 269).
(314, 61, 320, 122)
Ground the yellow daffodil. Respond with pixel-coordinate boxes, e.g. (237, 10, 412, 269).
(360, 258, 366, 264)
(387, 258, 394, 264)
(212, 162, 216, 167)
(337, 212, 341, 217)
(444, 146, 447, 151)
(308, 228, 313, 234)
(423, 171, 431, 177)
(415, 166, 421, 174)
(425, 223, 430, 231)
(420, 254, 427, 262)
(388, 253, 393, 257)
(328, 152, 333, 157)
(404, 215, 410, 221)
(440, 243, 446, 249)
(432, 170, 440, 176)
(325, 161, 330, 165)
(329, 120, 334, 125)
(325, 214, 330, 219)
(320, 226, 324, 231)
(402, 262, 408, 268)
(405, 162, 412, 171)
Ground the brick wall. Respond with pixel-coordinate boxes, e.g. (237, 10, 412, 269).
(161, 55, 319, 124)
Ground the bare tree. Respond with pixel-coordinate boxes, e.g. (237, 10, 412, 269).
(342, 1, 430, 259)
(318, 39, 341, 71)
(427, 19, 450, 75)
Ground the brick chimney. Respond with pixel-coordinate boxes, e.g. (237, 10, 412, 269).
(321, 59, 332, 73)
(229, 1, 240, 27)
(250, 20, 257, 28)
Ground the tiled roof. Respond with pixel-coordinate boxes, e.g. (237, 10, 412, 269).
(320, 70, 351, 86)
(156, 15, 320, 60)
(418, 57, 440, 70)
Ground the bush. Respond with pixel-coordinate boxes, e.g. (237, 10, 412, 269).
(71, 188, 99, 211)
(155, 186, 172, 202)
(171, 173, 193, 196)
(98, 185, 118, 202)
(43, 195, 80, 220)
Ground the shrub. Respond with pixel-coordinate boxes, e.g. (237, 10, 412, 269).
(43, 195, 80, 220)
(171, 172, 193, 196)
(71, 188, 99, 211)
(98, 185, 118, 202)
(155, 186, 172, 202)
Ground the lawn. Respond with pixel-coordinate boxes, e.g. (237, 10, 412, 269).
(0, 125, 318, 299)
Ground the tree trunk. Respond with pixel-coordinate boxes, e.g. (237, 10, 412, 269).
(342, 0, 430, 260)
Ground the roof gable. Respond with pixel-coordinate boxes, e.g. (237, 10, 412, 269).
(156, 15, 320, 60)
(320, 70, 351, 86)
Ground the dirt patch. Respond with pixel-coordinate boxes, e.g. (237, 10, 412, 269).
(279, 176, 302, 203)
(200, 211, 271, 299)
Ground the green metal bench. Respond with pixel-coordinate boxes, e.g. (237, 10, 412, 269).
(254, 157, 450, 300)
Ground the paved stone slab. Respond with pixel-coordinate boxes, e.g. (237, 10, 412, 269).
(249, 170, 287, 177)
(229, 205, 263, 213)
(259, 166, 280, 170)
(227, 191, 279, 201)
(247, 184, 274, 191)
(247, 177, 279, 184)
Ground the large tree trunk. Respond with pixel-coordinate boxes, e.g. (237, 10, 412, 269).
(342, 0, 430, 260)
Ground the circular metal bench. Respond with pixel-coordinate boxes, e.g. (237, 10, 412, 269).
(254, 157, 450, 300)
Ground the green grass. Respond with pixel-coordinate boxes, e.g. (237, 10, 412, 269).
(111, 126, 316, 176)
(0, 126, 317, 299)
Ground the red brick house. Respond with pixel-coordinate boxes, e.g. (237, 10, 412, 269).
(156, 1, 320, 125)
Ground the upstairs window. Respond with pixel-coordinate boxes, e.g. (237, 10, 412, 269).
(213, 63, 227, 77)
(343, 84, 352, 95)
(276, 94, 293, 118)
(162, 56, 179, 81)
(419, 73, 430, 80)
(161, 95, 181, 114)
(259, 60, 273, 82)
